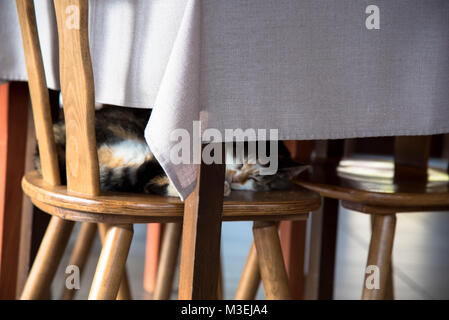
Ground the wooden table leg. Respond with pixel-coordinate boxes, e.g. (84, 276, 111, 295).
(317, 197, 339, 299)
(178, 144, 225, 300)
(0, 82, 29, 299)
(281, 140, 316, 300)
(16, 100, 37, 298)
(316, 140, 344, 300)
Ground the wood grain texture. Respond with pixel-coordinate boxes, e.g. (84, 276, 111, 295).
(15, 0, 60, 186)
(295, 159, 449, 208)
(279, 220, 306, 299)
(279, 140, 314, 300)
(178, 146, 225, 300)
(22, 170, 317, 222)
(370, 215, 394, 300)
(253, 221, 291, 300)
(0, 82, 29, 299)
(16, 103, 37, 299)
(362, 214, 396, 300)
(88, 224, 133, 300)
(20, 216, 74, 299)
(53, 0, 99, 196)
(98, 223, 132, 300)
(61, 222, 96, 300)
(235, 242, 260, 300)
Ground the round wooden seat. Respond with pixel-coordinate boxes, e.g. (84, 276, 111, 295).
(294, 158, 449, 214)
(23, 170, 321, 224)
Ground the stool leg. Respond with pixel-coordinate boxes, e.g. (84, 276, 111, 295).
(61, 222, 97, 300)
(88, 224, 133, 300)
(153, 222, 182, 300)
(253, 221, 291, 300)
(21, 217, 74, 299)
(370, 215, 395, 300)
(235, 242, 260, 300)
(385, 263, 395, 300)
(116, 269, 132, 300)
(362, 214, 396, 300)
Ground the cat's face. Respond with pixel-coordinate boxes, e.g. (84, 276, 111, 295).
(226, 161, 308, 192)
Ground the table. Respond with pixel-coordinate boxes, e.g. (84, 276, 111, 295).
(2, 0, 449, 299)
(2, 0, 449, 199)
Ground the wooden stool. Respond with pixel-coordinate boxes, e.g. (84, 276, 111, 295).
(16, 0, 321, 300)
(294, 136, 449, 299)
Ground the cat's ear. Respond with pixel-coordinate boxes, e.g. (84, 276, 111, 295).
(279, 165, 310, 179)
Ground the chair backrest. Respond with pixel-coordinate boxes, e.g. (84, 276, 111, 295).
(16, 0, 100, 196)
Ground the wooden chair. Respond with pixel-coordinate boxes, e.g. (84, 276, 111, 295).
(16, 0, 321, 300)
(294, 136, 449, 299)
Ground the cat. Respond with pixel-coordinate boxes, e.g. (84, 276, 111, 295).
(35, 105, 306, 197)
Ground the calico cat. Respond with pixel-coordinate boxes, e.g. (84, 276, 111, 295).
(35, 105, 305, 197)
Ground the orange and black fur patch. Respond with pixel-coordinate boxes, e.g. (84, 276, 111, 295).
(35, 105, 178, 196)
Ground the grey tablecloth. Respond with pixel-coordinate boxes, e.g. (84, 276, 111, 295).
(1, 0, 449, 199)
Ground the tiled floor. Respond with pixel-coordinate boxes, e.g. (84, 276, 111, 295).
(51, 205, 449, 300)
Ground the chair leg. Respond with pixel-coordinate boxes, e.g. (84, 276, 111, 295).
(385, 263, 395, 300)
(362, 214, 396, 300)
(61, 222, 97, 300)
(97, 223, 133, 300)
(116, 269, 132, 300)
(253, 221, 291, 300)
(235, 242, 260, 300)
(88, 224, 133, 300)
(370, 215, 395, 300)
(20, 216, 74, 299)
(153, 222, 182, 300)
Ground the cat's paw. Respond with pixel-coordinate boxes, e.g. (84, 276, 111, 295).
(223, 180, 231, 197)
